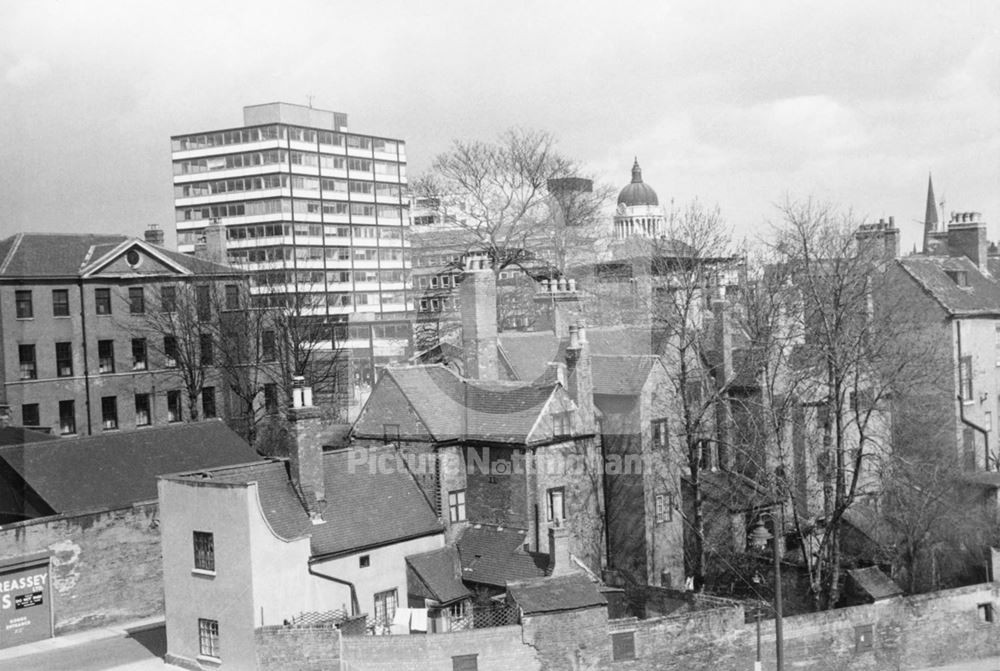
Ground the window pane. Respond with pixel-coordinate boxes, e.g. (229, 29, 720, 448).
(52, 289, 70, 317)
(15, 290, 33, 318)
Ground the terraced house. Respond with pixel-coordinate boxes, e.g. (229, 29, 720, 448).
(0, 233, 238, 435)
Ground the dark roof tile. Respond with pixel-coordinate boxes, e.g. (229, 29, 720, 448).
(0, 420, 256, 514)
(508, 573, 607, 615)
(183, 446, 443, 558)
(898, 256, 1000, 316)
(406, 546, 472, 604)
(456, 525, 549, 587)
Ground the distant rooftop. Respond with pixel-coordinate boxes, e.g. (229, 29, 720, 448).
(243, 102, 348, 131)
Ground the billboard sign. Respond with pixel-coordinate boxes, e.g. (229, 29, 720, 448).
(0, 552, 52, 649)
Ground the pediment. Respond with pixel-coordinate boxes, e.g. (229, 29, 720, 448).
(82, 240, 192, 278)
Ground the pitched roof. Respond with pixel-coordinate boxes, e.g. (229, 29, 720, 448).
(846, 566, 903, 601)
(456, 525, 549, 587)
(591, 355, 659, 396)
(0, 426, 54, 447)
(898, 256, 1000, 316)
(687, 471, 779, 513)
(0, 233, 129, 277)
(179, 446, 443, 558)
(0, 420, 257, 514)
(354, 365, 562, 444)
(498, 327, 655, 384)
(0, 233, 235, 279)
(406, 546, 472, 605)
(508, 573, 608, 615)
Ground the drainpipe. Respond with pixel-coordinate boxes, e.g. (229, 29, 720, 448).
(308, 560, 360, 616)
(956, 320, 990, 469)
(77, 279, 93, 435)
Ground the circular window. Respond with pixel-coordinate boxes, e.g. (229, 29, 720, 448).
(125, 250, 142, 268)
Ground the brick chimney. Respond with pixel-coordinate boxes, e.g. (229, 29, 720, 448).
(533, 277, 583, 337)
(947, 212, 989, 273)
(565, 323, 595, 434)
(144, 223, 165, 247)
(459, 253, 498, 380)
(287, 377, 326, 523)
(548, 525, 576, 577)
(854, 218, 900, 263)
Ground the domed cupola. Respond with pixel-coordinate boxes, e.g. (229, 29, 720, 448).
(617, 158, 659, 207)
(613, 158, 664, 240)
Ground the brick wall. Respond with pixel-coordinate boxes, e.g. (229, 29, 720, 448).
(251, 583, 1000, 671)
(0, 502, 162, 632)
(255, 625, 341, 671)
(620, 582, 1000, 671)
(342, 625, 537, 671)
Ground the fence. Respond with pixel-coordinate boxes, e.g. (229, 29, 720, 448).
(449, 603, 519, 631)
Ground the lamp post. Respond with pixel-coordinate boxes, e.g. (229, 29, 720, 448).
(750, 506, 785, 671)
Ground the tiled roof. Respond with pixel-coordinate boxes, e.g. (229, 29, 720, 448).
(0, 233, 129, 277)
(0, 420, 257, 514)
(0, 426, 54, 447)
(456, 525, 549, 587)
(591, 355, 658, 396)
(846, 566, 902, 601)
(354, 365, 561, 445)
(185, 447, 443, 558)
(0, 233, 235, 278)
(498, 327, 655, 383)
(406, 546, 472, 605)
(508, 573, 607, 615)
(898, 256, 1000, 316)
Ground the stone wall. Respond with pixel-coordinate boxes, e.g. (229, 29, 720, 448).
(0, 502, 162, 632)
(253, 583, 1000, 671)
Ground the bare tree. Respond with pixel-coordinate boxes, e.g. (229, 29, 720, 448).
(129, 281, 219, 422)
(765, 198, 932, 609)
(414, 128, 611, 277)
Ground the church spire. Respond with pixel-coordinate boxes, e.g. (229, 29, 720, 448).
(631, 157, 643, 184)
(922, 173, 939, 254)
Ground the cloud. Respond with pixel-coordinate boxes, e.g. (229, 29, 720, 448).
(4, 54, 51, 87)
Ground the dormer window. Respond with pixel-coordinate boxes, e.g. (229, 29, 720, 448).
(946, 270, 969, 287)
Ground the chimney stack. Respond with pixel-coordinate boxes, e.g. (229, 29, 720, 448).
(565, 322, 595, 434)
(947, 212, 989, 273)
(854, 218, 900, 263)
(198, 219, 226, 263)
(534, 276, 583, 337)
(548, 525, 576, 577)
(144, 223, 165, 247)
(459, 253, 499, 380)
(287, 376, 326, 522)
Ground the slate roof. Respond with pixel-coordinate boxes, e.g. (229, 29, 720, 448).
(498, 327, 655, 382)
(0, 233, 235, 278)
(354, 365, 562, 445)
(591, 355, 659, 396)
(406, 546, 472, 605)
(846, 566, 903, 601)
(0, 233, 128, 277)
(0, 420, 257, 514)
(898, 256, 1000, 316)
(0, 426, 54, 447)
(456, 525, 550, 587)
(178, 446, 443, 558)
(508, 573, 608, 615)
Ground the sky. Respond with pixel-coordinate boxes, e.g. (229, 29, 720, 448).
(1, 0, 997, 253)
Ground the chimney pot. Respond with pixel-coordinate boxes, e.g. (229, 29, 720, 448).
(567, 278, 577, 292)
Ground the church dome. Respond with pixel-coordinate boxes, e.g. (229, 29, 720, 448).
(617, 158, 659, 207)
